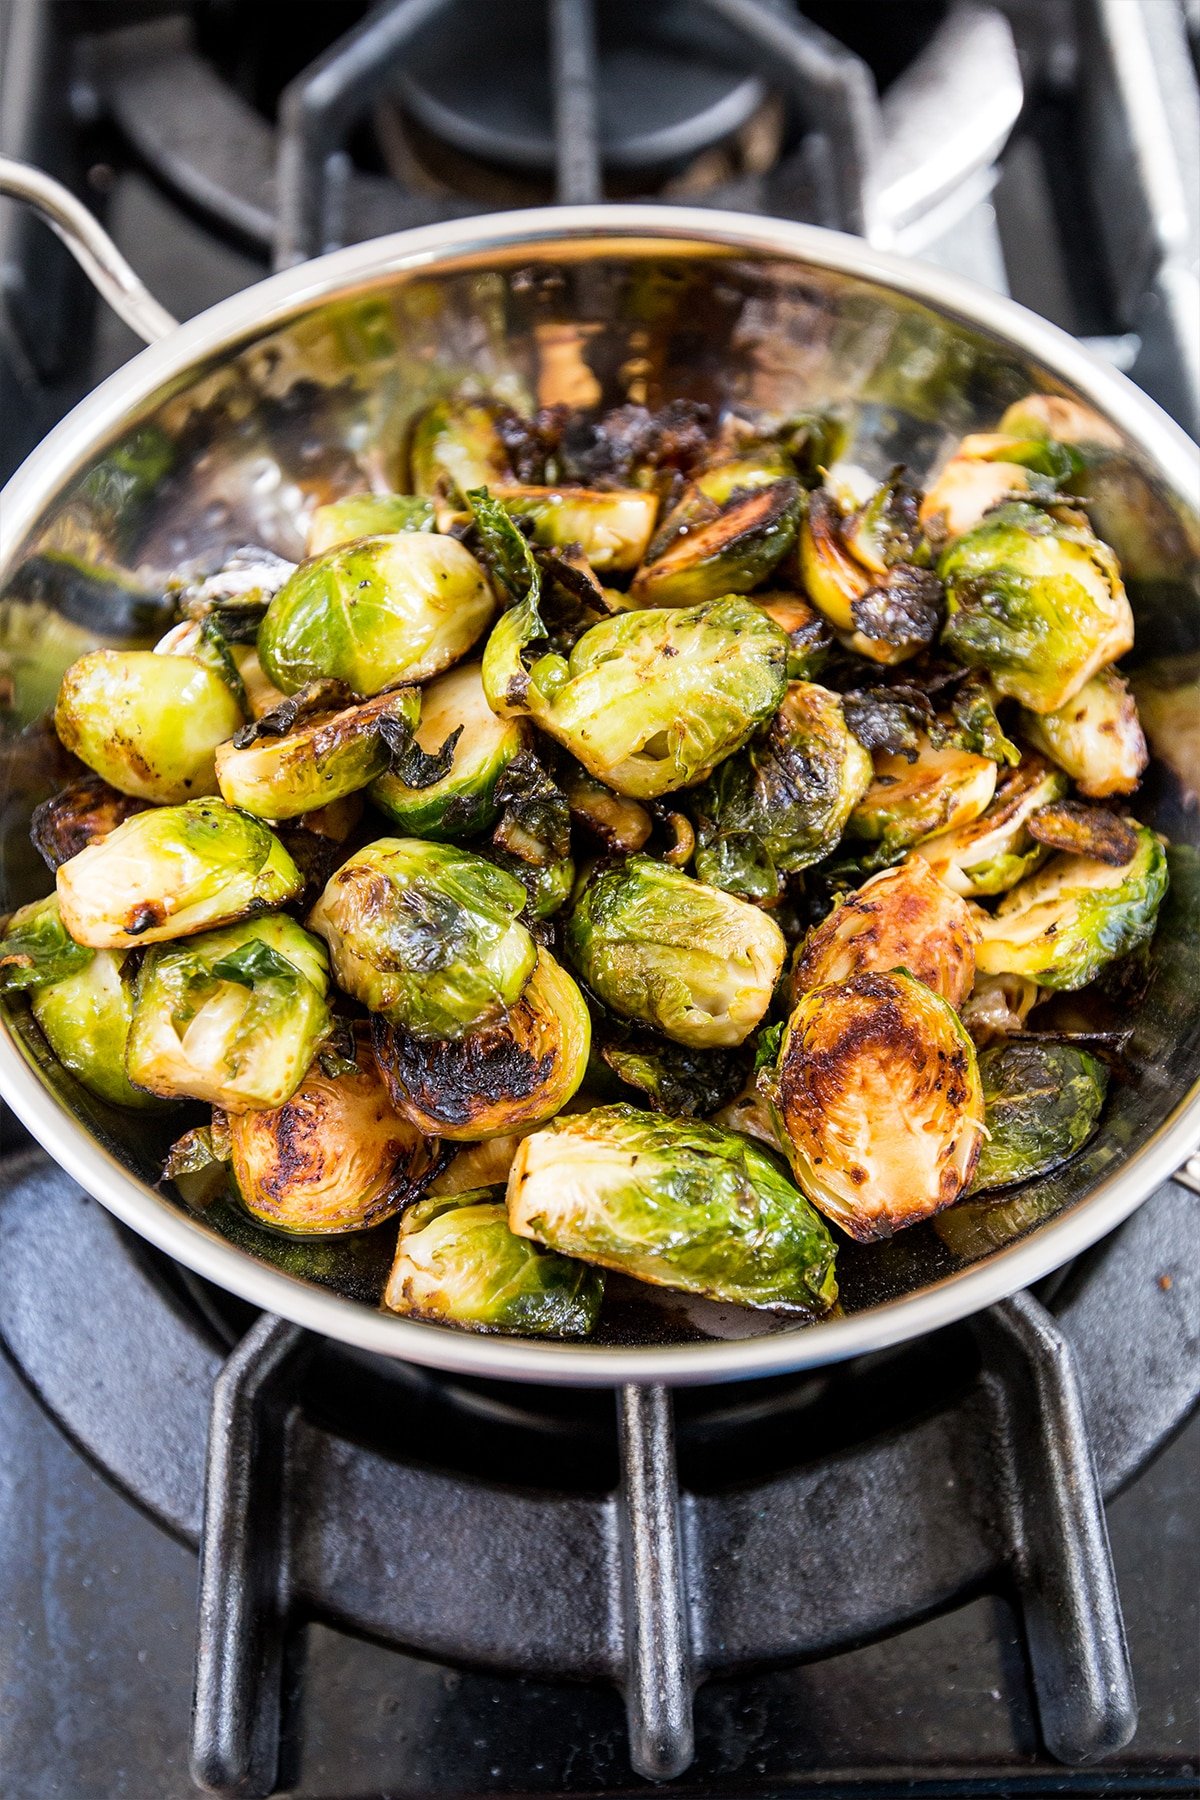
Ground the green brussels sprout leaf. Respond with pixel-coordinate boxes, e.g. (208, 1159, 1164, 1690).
(969, 1040, 1109, 1191)
(0, 895, 93, 992)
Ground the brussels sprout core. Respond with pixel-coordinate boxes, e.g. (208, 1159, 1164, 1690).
(508, 1105, 838, 1313)
(54, 650, 243, 803)
(791, 860, 979, 1007)
(308, 838, 536, 1038)
(766, 970, 985, 1241)
(566, 856, 786, 1049)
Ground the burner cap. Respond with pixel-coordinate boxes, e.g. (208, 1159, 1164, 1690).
(398, 0, 766, 173)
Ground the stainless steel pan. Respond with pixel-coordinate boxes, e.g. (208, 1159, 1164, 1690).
(1, 157, 1197, 1386)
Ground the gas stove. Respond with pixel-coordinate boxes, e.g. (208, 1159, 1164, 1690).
(0, 3, 1198, 1798)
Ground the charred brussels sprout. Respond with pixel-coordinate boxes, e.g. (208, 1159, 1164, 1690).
(939, 502, 1134, 712)
(126, 914, 331, 1111)
(1020, 666, 1148, 797)
(31, 948, 157, 1110)
(849, 737, 998, 861)
(975, 821, 1167, 990)
(54, 650, 243, 803)
(691, 681, 872, 899)
(629, 479, 799, 607)
(798, 485, 942, 665)
(258, 533, 494, 696)
(370, 661, 526, 840)
(31, 773, 149, 870)
(565, 856, 786, 1049)
(491, 484, 657, 572)
(228, 1026, 437, 1234)
(507, 1105, 838, 1314)
(56, 798, 302, 948)
(308, 838, 535, 1038)
(908, 756, 1068, 897)
(764, 970, 985, 1241)
(790, 860, 979, 1008)
(373, 948, 589, 1140)
(0, 894, 93, 992)
(216, 685, 420, 820)
(306, 493, 434, 554)
(385, 1188, 604, 1336)
(408, 399, 513, 523)
(970, 1040, 1108, 1192)
(483, 592, 789, 799)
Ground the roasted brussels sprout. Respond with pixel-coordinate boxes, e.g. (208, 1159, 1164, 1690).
(508, 1105, 838, 1313)
(561, 767, 653, 853)
(369, 660, 526, 840)
(1132, 654, 1200, 809)
(908, 756, 1068, 897)
(30, 947, 157, 1110)
(408, 398, 513, 523)
(126, 914, 331, 1111)
(798, 487, 942, 664)
(0, 894, 93, 993)
(754, 591, 834, 680)
(969, 1040, 1108, 1192)
(691, 681, 873, 899)
(919, 436, 1069, 542)
(629, 480, 799, 607)
(1020, 666, 1148, 796)
(790, 860, 980, 1008)
(764, 970, 985, 1241)
(975, 821, 1168, 990)
(428, 1133, 524, 1196)
(31, 773, 149, 870)
(489, 848, 576, 919)
(227, 1026, 437, 1234)
(849, 737, 998, 861)
(385, 1188, 604, 1336)
(490, 483, 658, 572)
(1025, 800, 1140, 865)
(483, 591, 790, 799)
(53, 649, 243, 803)
(960, 972, 1041, 1046)
(56, 798, 302, 948)
(939, 502, 1134, 712)
(308, 838, 535, 1038)
(565, 856, 786, 1048)
(306, 493, 434, 555)
(600, 1036, 749, 1119)
(258, 533, 494, 696)
(373, 947, 589, 1139)
(215, 684, 420, 820)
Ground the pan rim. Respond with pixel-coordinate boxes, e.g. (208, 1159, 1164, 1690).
(1, 203, 1197, 1385)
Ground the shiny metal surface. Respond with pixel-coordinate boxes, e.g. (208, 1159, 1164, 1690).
(0, 197, 1197, 1385)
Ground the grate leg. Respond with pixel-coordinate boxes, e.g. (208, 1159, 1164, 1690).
(979, 1291, 1137, 1764)
(190, 1314, 309, 1798)
(616, 1383, 695, 1780)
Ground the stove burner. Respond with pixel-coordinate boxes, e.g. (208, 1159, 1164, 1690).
(395, 0, 767, 175)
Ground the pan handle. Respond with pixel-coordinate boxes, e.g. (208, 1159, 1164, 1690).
(0, 156, 177, 346)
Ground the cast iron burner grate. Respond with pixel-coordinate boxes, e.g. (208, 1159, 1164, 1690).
(0, 1151, 1196, 1794)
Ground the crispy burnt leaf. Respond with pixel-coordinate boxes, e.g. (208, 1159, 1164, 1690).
(841, 684, 934, 759)
(492, 749, 571, 865)
(467, 486, 542, 605)
(1027, 800, 1140, 865)
(601, 1037, 750, 1118)
(231, 679, 360, 748)
(850, 566, 944, 649)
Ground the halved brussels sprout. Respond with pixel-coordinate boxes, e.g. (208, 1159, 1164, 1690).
(939, 502, 1134, 713)
(1020, 666, 1148, 796)
(408, 399, 513, 524)
(490, 484, 658, 572)
(126, 914, 331, 1111)
(507, 1104, 838, 1313)
(428, 1133, 525, 1196)
(385, 1188, 604, 1336)
(306, 493, 434, 555)
(0, 894, 93, 992)
(33, 949, 163, 1110)
(258, 533, 494, 696)
(919, 445, 1061, 543)
(754, 591, 834, 680)
(215, 685, 420, 820)
(628, 480, 799, 607)
(483, 592, 790, 799)
(970, 1040, 1108, 1192)
(30, 773, 150, 871)
(797, 488, 942, 664)
(790, 860, 980, 1008)
(54, 650, 244, 803)
(308, 838, 535, 1038)
(56, 798, 302, 948)
(849, 737, 998, 861)
(975, 821, 1168, 990)
(565, 856, 786, 1049)
(1133, 654, 1200, 809)
(372, 947, 589, 1139)
(691, 681, 873, 900)
(908, 756, 1068, 897)
(764, 970, 985, 1241)
(960, 972, 1041, 1046)
(227, 1026, 437, 1234)
(562, 767, 653, 853)
(643, 450, 795, 561)
(369, 660, 526, 840)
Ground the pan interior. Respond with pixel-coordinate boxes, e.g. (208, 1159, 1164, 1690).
(1, 226, 1198, 1360)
